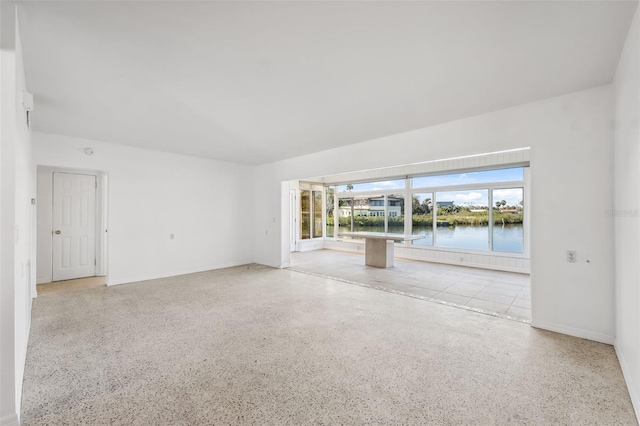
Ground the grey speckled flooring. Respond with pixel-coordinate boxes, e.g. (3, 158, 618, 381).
(23, 265, 636, 425)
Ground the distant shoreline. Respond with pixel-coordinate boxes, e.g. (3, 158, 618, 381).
(328, 211, 524, 227)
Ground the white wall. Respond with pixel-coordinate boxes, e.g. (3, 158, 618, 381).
(1, 3, 36, 425)
(36, 167, 54, 283)
(255, 85, 615, 344)
(613, 8, 640, 419)
(33, 132, 255, 286)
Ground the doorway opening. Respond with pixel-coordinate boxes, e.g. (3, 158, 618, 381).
(36, 166, 108, 285)
(284, 155, 531, 321)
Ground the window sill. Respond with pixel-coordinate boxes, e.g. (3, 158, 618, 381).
(330, 237, 529, 259)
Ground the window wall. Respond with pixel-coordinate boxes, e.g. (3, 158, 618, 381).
(325, 167, 526, 255)
(300, 186, 323, 240)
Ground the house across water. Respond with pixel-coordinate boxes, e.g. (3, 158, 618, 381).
(339, 196, 404, 217)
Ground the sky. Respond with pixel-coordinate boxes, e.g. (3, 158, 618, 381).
(435, 188, 523, 207)
(412, 168, 523, 189)
(337, 168, 524, 206)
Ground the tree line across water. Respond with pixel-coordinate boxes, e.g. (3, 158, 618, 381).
(327, 210, 523, 228)
(326, 193, 523, 227)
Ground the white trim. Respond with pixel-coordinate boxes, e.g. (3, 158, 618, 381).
(289, 189, 297, 252)
(411, 180, 525, 194)
(99, 173, 109, 277)
(106, 259, 254, 286)
(522, 167, 531, 258)
(321, 186, 326, 238)
(530, 320, 614, 345)
(615, 341, 640, 422)
(488, 188, 494, 250)
(296, 185, 324, 243)
(0, 413, 20, 426)
(313, 147, 530, 185)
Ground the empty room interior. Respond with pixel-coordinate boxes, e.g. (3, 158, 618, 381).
(1, 1, 640, 425)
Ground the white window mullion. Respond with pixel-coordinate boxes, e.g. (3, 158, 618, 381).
(333, 186, 338, 239)
(432, 192, 437, 246)
(405, 178, 412, 240)
(488, 189, 493, 251)
(321, 188, 326, 239)
(384, 194, 388, 233)
(350, 198, 354, 232)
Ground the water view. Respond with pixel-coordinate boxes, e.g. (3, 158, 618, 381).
(328, 224, 523, 253)
(322, 174, 525, 254)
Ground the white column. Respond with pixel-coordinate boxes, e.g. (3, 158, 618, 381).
(404, 178, 412, 241)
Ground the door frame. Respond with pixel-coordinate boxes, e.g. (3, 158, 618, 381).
(36, 166, 109, 285)
(290, 189, 297, 252)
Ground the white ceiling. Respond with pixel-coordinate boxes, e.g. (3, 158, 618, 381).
(19, 1, 638, 165)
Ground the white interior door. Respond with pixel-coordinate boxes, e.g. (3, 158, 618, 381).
(52, 172, 96, 281)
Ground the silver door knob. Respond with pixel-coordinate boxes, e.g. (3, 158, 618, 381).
(54, 230, 61, 235)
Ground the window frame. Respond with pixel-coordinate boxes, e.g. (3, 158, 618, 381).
(326, 166, 528, 257)
(299, 183, 325, 241)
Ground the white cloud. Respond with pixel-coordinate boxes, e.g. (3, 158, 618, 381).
(454, 192, 486, 203)
(492, 188, 523, 206)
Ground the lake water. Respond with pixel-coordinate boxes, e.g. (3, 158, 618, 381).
(328, 224, 523, 254)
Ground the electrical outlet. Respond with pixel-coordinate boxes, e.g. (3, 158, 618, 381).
(567, 250, 577, 263)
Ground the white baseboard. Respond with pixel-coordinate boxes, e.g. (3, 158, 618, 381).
(36, 277, 51, 284)
(106, 259, 255, 286)
(0, 413, 19, 426)
(615, 341, 640, 422)
(531, 319, 614, 345)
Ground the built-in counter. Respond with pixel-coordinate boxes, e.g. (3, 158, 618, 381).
(338, 232, 424, 268)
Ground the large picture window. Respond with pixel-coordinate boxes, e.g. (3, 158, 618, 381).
(327, 166, 526, 255)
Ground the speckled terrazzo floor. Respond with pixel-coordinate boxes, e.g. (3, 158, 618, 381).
(22, 265, 636, 425)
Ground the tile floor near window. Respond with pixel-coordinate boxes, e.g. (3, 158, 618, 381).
(290, 250, 531, 321)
